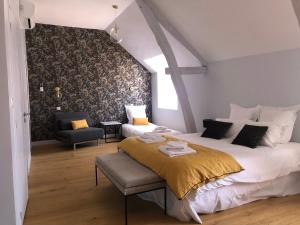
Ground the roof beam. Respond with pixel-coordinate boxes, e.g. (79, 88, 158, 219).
(165, 66, 207, 75)
(143, 0, 207, 66)
(292, 0, 300, 26)
(136, 0, 198, 134)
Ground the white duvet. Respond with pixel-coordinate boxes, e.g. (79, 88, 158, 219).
(139, 133, 300, 223)
(179, 133, 300, 188)
(122, 123, 181, 137)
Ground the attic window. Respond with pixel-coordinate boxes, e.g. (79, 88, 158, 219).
(144, 55, 178, 110)
(157, 73, 178, 110)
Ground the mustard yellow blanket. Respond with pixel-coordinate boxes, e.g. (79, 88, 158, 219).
(118, 136, 243, 199)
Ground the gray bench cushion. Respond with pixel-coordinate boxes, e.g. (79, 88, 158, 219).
(96, 152, 165, 195)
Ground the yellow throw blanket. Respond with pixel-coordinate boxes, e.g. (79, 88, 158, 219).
(118, 136, 243, 199)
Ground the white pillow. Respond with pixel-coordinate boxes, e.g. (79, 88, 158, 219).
(217, 118, 282, 147)
(229, 104, 260, 121)
(216, 118, 249, 138)
(258, 105, 300, 143)
(246, 121, 282, 147)
(125, 105, 147, 124)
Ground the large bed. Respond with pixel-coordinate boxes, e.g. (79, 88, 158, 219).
(132, 133, 300, 223)
(120, 104, 300, 223)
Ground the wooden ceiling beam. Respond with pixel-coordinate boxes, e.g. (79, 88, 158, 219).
(143, 0, 207, 66)
(165, 66, 207, 75)
(136, 0, 198, 133)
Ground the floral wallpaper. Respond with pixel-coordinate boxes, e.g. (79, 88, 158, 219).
(26, 24, 152, 141)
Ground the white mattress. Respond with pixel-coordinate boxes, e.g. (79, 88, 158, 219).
(136, 133, 300, 223)
(122, 123, 181, 137)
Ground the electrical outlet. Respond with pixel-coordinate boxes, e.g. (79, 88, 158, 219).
(40, 86, 44, 92)
(56, 106, 61, 111)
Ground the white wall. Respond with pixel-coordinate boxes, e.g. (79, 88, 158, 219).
(0, 0, 30, 225)
(107, 1, 300, 139)
(107, 2, 208, 132)
(207, 48, 300, 142)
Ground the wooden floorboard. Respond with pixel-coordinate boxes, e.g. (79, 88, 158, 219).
(24, 142, 300, 225)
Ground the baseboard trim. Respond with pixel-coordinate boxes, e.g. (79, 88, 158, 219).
(31, 140, 60, 146)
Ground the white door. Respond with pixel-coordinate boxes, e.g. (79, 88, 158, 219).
(19, 31, 31, 171)
(6, 0, 30, 222)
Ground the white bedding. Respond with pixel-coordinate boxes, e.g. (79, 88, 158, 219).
(122, 123, 181, 137)
(137, 133, 300, 223)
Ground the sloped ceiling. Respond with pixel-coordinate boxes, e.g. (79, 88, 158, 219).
(32, 0, 300, 62)
(32, 0, 134, 29)
(151, 0, 300, 62)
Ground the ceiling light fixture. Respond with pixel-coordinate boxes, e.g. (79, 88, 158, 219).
(110, 3, 123, 43)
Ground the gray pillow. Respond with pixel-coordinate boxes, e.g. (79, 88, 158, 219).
(59, 119, 73, 130)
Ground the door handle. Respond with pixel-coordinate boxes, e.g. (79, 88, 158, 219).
(23, 113, 30, 123)
(23, 112, 30, 117)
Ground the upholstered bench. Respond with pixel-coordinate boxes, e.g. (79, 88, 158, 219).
(95, 152, 166, 225)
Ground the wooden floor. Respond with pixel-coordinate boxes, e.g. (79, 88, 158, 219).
(24, 142, 300, 225)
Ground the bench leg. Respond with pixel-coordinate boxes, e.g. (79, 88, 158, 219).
(73, 144, 76, 151)
(164, 187, 167, 215)
(125, 195, 128, 225)
(95, 165, 98, 186)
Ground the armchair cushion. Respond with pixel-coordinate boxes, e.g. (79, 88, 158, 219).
(56, 128, 104, 144)
(59, 119, 73, 130)
(54, 112, 93, 132)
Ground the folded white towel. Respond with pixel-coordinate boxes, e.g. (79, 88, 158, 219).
(159, 145, 196, 157)
(152, 129, 172, 133)
(137, 133, 166, 144)
(142, 133, 163, 138)
(159, 141, 196, 157)
(166, 141, 188, 149)
(153, 126, 172, 133)
(155, 126, 168, 130)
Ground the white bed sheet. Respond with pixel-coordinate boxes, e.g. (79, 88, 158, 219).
(140, 171, 300, 223)
(137, 133, 300, 223)
(122, 123, 181, 138)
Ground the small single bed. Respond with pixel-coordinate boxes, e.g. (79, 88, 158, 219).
(123, 105, 181, 138)
(119, 133, 300, 223)
(122, 123, 181, 138)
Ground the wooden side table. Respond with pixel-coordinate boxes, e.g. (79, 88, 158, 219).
(100, 121, 122, 143)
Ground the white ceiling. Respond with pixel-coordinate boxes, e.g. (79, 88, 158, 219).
(151, 0, 300, 62)
(32, 0, 134, 29)
(32, 0, 300, 62)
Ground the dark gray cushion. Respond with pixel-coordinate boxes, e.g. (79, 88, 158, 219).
(59, 119, 73, 130)
(56, 128, 104, 144)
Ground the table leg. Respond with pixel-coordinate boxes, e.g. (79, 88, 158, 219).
(104, 126, 107, 143)
(125, 195, 128, 225)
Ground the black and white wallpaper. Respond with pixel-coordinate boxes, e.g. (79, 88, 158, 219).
(26, 24, 152, 141)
